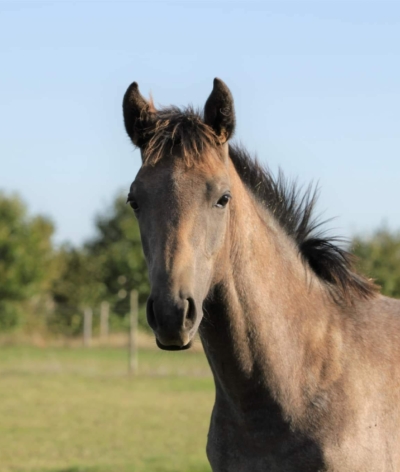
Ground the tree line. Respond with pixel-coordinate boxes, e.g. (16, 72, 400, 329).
(0, 192, 148, 334)
(0, 191, 399, 335)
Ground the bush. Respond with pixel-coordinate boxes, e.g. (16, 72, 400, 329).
(352, 228, 400, 298)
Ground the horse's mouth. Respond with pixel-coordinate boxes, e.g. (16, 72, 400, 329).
(155, 339, 193, 351)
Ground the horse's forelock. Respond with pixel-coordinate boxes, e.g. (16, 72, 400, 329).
(141, 106, 220, 167)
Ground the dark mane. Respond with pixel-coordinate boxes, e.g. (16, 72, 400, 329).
(228, 144, 378, 302)
(141, 106, 378, 302)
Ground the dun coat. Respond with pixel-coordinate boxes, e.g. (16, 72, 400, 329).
(123, 78, 400, 472)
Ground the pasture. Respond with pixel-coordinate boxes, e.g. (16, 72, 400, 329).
(0, 341, 213, 472)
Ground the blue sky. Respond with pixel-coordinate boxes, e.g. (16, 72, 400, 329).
(1, 0, 399, 245)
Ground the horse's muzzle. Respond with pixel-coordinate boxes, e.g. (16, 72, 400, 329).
(155, 339, 193, 351)
(146, 296, 197, 349)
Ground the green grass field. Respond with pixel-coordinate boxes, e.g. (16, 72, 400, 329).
(0, 343, 214, 472)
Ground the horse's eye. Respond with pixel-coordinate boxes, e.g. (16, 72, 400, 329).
(127, 197, 139, 212)
(130, 200, 139, 211)
(215, 194, 231, 209)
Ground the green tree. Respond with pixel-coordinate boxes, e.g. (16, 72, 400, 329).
(49, 246, 106, 334)
(353, 228, 400, 298)
(0, 193, 55, 330)
(86, 194, 150, 328)
(48, 193, 149, 334)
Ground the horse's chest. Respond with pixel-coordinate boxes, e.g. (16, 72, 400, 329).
(206, 406, 325, 472)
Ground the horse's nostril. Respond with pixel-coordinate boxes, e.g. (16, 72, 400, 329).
(184, 297, 197, 330)
(147, 295, 196, 337)
(146, 298, 157, 330)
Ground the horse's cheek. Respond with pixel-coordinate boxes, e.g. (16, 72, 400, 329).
(204, 214, 228, 257)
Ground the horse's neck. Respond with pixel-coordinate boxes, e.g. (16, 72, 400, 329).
(201, 168, 344, 425)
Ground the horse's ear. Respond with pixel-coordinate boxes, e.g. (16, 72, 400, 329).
(204, 78, 236, 144)
(123, 82, 157, 147)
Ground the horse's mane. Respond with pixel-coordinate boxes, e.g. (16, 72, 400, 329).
(228, 144, 378, 302)
(141, 106, 378, 303)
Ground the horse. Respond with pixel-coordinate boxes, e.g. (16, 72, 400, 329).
(122, 78, 400, 471)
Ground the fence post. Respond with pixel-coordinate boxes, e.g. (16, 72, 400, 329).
(100, 301, 109, 341)
(83, 307, 92, 347)
(129, 290, 138, 375)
